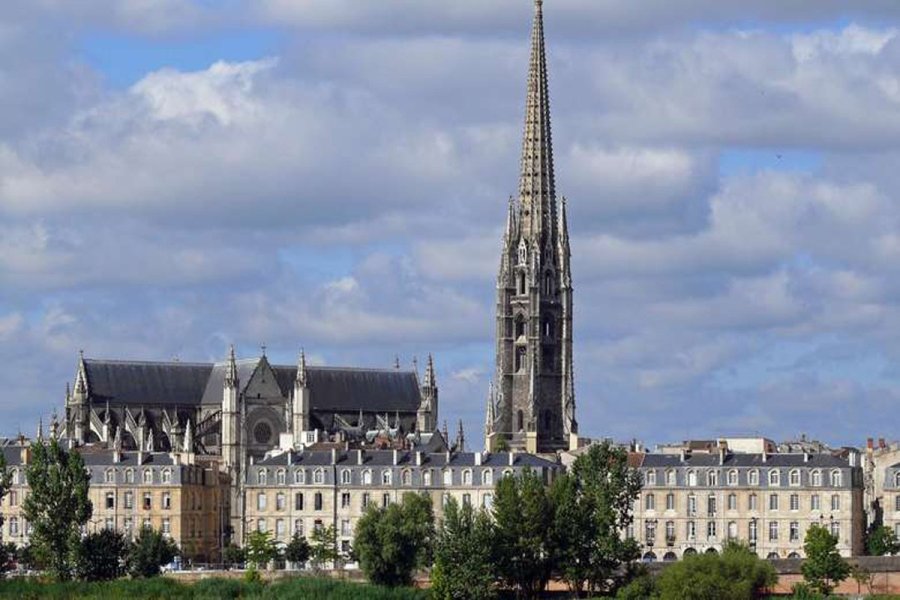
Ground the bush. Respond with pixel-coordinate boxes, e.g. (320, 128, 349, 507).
(654, 542, 777, 600)
(126, 527, 179, 578)
(615, 573, 656, 600)
(75, 530, 127, 581)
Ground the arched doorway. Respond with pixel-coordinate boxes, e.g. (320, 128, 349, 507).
(705, 548, 718, 555)
(683, 547, 697, 556)
(642, 552, 657, 563)
(663, 552, 678, 562)
(787, 552, 801, 559)
(767, 552, 780, 560)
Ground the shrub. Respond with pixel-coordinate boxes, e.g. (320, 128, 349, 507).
(654, 542, 777, 600)
(126, 527, 179, 578)
(74, 530, 127, 581)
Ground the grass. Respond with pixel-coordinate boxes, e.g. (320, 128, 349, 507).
(0, 576, 429, 599)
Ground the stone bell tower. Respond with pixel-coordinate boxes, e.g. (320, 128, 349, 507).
(486, 0, 576, 453)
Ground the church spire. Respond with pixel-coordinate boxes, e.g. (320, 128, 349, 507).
(297, 348, 308, 386)
(519, 0, 555, 215)
(424, 354, 436, 388)
(225, 344, 238, 388)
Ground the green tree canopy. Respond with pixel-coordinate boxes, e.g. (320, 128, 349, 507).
(801, 523, 850, 595)
(432, 496, 495, 600)
(222, 544, 245, 570)
(867, 524, 900, 556)
(555, 441, 643, 595)
(245, 530, 280, 569)
(309, 525, 339, 571)
(654, 541, 777, 600)
(284, 533, 310, 566)
(22, 439, 92, 581)
(354, 492, 435, 587)
(75, 529, 127, 581)
(492, 467, 554, 599)
(126, 526, 179, 578)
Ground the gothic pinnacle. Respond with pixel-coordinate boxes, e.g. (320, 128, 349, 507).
(297, 348, 308, 386)
(225, 344, 238, 387)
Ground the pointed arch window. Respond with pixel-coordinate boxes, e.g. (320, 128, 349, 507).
(515, 315, 527, 339)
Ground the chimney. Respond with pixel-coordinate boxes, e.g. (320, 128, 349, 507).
(679, 449, 686, 463)
(392, 449, 399, 466)
(475, 452, 483, 466)
(867, 438, 874, 450)
(718, 447, 726, 465)
(415, 451, 423, 466)
(19, 445, 31, 465)
(287, 452, 293, 466)
(357, 449, 364, 465)
(137, 450, 144, 466)
(331, 448, 337, 465)
(508, 452, 515, 467)
(879, 438, 887, 449)
(761, 451, 768, 463)
(803, 452, 810, 463)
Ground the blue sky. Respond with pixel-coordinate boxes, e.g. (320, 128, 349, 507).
(2, 0, 900, 449)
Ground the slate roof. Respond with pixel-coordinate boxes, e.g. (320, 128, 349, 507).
(81, 358, 422, 415)
(256, 449, 559, 469)
(83, 359, 212, 407)
(1, 446, 21, 466)
(639, 452, 851, 469)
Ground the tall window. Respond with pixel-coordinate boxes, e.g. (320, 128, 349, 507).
(748, 470, 759, 486)
(727, 493, 737, 511)
(666, 470, 676, 486)
(314, 469, 325, 485)
(768, 470, 780, 487)
(768, 521, 778, 541)
(831, 494, 841, 511)
(687, 471, 697, 487)
(645, 494, 655, 511)
(276, 493, 285, 511)
(257, 493, 267, 511)
(707, 495, 716, 516)
(665, 520, 675, 541)
(277, 470, 286, 485)
(105, 469, 115, 484)
(790, 494, 799, 511)
(143, 469, 153, 484)
(790, 521, 800, 541)
(666, 493, 675, 511)
(707, 470, 718, 486)
(707, 521, 717, 540)
(687, 494, 697, 516)
(830, 522, 840, 539)
(162, 469, 172, 484)
(341, 470, 351, 485)
(402, 470, 412, 486)
(382, 470, 392, 485)
(295, 493, 304, 510)
(646, 470, 657, 486)
(341, 493, 350, 508)
(645, 521, 656, 543)
(789, 470, 800, 486)
(124, 491, 134, 509)
(728, 521, 738, 540)
(462, 470, 473, 486)
(258, 470, 267, 485)
(749, 520, 758, 541)
(424, 470, 432, 486)
(811, 470, 821, 487)
(686, 520, 696, 540)
(443, 470, 453, 486)
(749, 493, 758, 511)
(727, 470, 738, 486)
(362, 470, 372, 486)
(769, 494, 779, 511)
(125, 469, 134, 484)
(811, 494, 821, 511)
(483, 470, 493, 486)
(314, 493, 323, 511)
(294, 470, 305, 484)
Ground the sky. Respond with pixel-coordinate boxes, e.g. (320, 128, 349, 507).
(2, 0, 900, 449)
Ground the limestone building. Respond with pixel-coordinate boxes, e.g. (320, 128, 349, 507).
(630, 443, 865, 560)
(0, 439, 229, 562)
(486, 0, 576, 454)
(243, 448, 560, 560)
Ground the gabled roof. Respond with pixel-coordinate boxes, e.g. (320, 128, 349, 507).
(272, 365, 421, 413)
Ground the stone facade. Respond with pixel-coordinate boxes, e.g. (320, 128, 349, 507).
(0, 443, 229, 562)
(487, 0, 575, 454)
(631, 448, 866, 561)
(243, 448, 560, 558)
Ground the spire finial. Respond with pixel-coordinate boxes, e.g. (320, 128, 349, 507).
(225, 344, 238, 387)
(297, 348, 308, 386)
(519, 0, 555, 213)
(424, 354, 436, 388)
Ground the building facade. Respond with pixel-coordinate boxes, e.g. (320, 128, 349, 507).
(631, 448, 865, 560)
(0, 442, 229, 562)
(243, 448, 560, 558)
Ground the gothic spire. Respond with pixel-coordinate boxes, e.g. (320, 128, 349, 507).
(424, 354, 436, 388)
(456, 419, 465, 452)
(485, 382, 495, 436)
(297, 348, 308, 386)
(519, 0, 555, 215)
(225, 344, 238, 388)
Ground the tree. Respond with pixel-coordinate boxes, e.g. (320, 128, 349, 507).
(867, 525, 900, 556)
(801, 524, 850, 595)
(432, 496, 495, 600)
(126, 526, 179, 578)
(22, 439, 92, 580)
(354, 492, 435, 587)
(284, 533, 310, 568)
(222, 544, 245, 570)
(309, 525, 339, 571)
(654, 541, 777, 600)
(0, 453, 10, 538)
(245, 530, 279, 570)
(0, 543, 16, 578)
(555, 442, 643, 595)
(850, 563, 873, 596)
(75, 529, 127, 581)
(492, 467, 554, 599)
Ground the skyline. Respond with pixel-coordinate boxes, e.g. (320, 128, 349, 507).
(2, 1, 900, 447)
